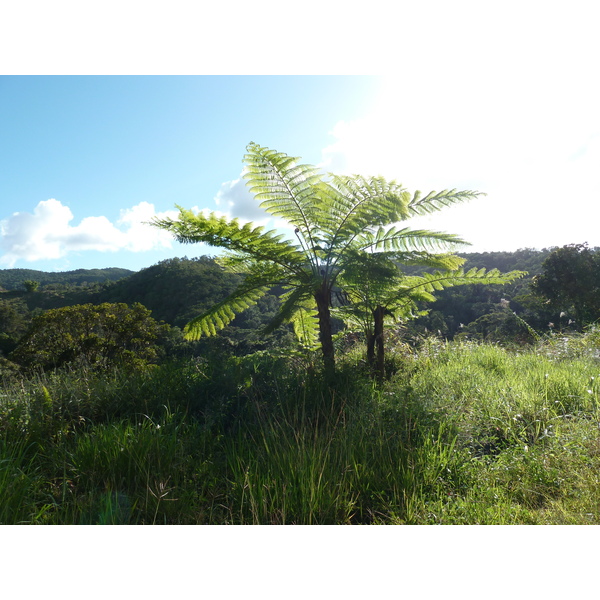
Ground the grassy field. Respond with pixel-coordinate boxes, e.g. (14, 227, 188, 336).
(1, 330, 600, 524)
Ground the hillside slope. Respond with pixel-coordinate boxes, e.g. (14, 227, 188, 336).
(0, 267, 134, 291)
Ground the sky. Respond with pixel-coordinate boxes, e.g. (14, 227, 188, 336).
(1, 2, 600, 273)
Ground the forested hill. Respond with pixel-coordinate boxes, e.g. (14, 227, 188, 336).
(0, 257, 252, 329)
(458, 248, 555, 274)
(0, 267, 134, 291)
(0, 249, 558, 325)
(96, 256, 242, 328)
(397, 248, 554, 277)
(0, 256, 290, 358)
(1, 247, 597, 356)
(0, 248, 554, 294)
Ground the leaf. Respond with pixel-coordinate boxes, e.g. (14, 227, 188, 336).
(408, 189, 484, 216)
(357, 227, 470, 253)
(243, 143, 325, 261)
(184, 283, 270, 340)
(153, 208, 307, 276)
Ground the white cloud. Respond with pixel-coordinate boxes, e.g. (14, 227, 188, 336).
(0, 199, 179, 268)
(117, 201, 177, 252)
(214, 177, 271, 223)
(212, 176, 294, 237)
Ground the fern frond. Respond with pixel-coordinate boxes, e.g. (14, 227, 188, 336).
(391, 252, 466, 271)
(183, 283, 270, 340)
(326, 175, 410, 230)
(393, 268, 527, 299)
(357, 226, 469, 253)
(262, 286, 313, 335)
(322, 175, 412, 257)
(290, 303, 320, 350)
(216, 253, 293, 284)
(261, 285, 320, 348)
(243, 143, 325, 263)
(408, 189, 484, 216)
(153, 207, 307, 276)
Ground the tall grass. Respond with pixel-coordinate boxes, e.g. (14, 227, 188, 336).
(0, 436, 47, 524)
(1, 331, 600, 524)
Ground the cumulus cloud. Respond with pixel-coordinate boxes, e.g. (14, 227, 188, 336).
(0, 199, 178, 268)
(214, 177, 271, 223)
(212, 175, 294, 237)
(117, 201, 177, 252)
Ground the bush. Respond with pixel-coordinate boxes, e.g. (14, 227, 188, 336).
(10, 303, 170, 371)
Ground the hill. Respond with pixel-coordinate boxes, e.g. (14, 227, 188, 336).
(96, 256, 241, 328)
(458, 247, 554, 274)
(0, 248, 575, 356)
(0, 267, 134, 291)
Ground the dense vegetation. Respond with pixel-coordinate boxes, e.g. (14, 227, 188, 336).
(1, 330, 600, 524)
(154, 144, 524, 378)
(3, 246, 581, 356)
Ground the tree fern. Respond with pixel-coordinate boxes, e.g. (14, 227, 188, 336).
(154, 143, 494, 373)
(357, 226, 468, 253)
(338, 249, 526, 379)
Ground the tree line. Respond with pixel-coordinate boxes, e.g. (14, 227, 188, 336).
(0, 267, 133, 291)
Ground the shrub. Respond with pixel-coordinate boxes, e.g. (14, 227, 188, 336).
(10, 303, 170, 371)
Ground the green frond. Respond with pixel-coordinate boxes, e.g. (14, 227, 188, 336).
(216, 253, 292, 284)
(262, 286, 313, 335)
(396, 268, 527, 298)
(408, 189, 484, 217)
(328, 175, 410, 225)
(290, 304, 320, 350)
(344, 250, 466, 273)
(340, 252, 398, 297)
(262, 287, 320, 349)
(243, 143, 325, 257)
(153, 207, 307, 275)
(183, 283, 270, 340)
(323, 175, 412, 250)
(392, 252, 466, 271)
(357, 226, 470, 253)
(338, 262, 526, 335)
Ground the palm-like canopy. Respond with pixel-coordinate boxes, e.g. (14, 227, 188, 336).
(153, 143, 484, 372)
(337, 248, 525, 378)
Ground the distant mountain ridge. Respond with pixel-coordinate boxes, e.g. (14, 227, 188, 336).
(0, 267, 135, 291)
(0, 248, 557, 293)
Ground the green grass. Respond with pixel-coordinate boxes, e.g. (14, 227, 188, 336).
(1, 332, 600, 524)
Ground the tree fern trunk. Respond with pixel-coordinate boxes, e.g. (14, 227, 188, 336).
(373, 306, 386, 382)
(366, 330, 375, 372)
(315, 283, 335, 375)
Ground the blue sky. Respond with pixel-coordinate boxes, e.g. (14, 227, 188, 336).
(0, 76, 384, 271)
(2, 2, 600, 273)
